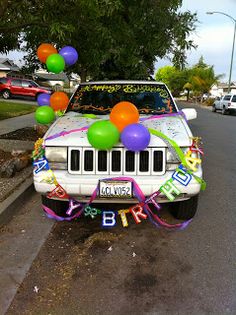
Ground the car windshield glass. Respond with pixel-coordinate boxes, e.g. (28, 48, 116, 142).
(67, 83, 177, 115)
(30, 81, 39, 87)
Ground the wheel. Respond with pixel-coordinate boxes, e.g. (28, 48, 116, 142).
(41, 195, 70, 217)
(2, 89, 11, 99)
(212, 104, 216, 112)
(222, 107, 227, 115)
(35, 93, 40, 101)
(170, 195, 199, 220)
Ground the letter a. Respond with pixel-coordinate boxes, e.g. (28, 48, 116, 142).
(185, 150, 201, 172)
(33, 158, 49, 175)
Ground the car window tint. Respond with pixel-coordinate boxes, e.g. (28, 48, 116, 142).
(11, 79, 22, 87)
(29, 81, 38, 87)
(0, 78, 7, 84)
(22, 80, 31, 87)
(223, 95, 231, 101)
(68, 84, 177, 115)
(232, 95, 236, 102)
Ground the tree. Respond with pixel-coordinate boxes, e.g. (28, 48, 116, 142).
(188, 57, 222, 101)
(1, 0, 197, 81)
(155, 57, 222, 101)
(155, 66, 189, 96)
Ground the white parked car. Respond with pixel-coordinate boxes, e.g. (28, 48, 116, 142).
(212, 94, 236, 115)
(34, 81, 203, 220)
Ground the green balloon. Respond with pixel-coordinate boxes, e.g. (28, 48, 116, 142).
(35, 106, 55, 124)
(87, 120, 120, 149)
(46, 53, 65, 74)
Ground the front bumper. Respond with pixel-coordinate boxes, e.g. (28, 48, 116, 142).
(34, 168, 202, 204)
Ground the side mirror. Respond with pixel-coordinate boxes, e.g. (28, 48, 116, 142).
(29, 85, 33, 88)
(181, 108, 197, 120)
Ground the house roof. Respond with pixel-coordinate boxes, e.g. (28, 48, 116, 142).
(0, 58, 20, 71)
(218, 82, 236, 88)
(34, 72, 69, 82)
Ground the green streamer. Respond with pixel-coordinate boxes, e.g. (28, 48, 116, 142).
(149, 128, 206, 191)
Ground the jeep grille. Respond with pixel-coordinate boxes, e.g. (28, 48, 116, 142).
(68, 148, 165, 175)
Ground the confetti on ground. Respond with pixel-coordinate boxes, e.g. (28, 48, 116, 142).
(33, 286, 39, 293)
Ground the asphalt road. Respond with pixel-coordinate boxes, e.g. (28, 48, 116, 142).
(2, 103, 236, 315)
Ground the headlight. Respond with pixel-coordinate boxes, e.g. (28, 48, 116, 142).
(166, 150, 179, 163)
(45, 147, 67, 162)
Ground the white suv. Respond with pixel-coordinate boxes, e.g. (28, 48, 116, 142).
(212, 94, 236, 115)
(34, 81, 203, 220)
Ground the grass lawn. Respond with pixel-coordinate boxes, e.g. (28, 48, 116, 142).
(0, 101, 37, 120)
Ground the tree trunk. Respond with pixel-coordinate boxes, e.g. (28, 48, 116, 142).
(186, 89, 190, 101)
(80, 69, 87, 83)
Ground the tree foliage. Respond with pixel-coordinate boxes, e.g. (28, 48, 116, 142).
(155, 57, 222, 100)
(0, 0, 197, 81)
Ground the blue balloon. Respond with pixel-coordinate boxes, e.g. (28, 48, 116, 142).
(59, 46, 78, 66)
(121, 123, 151, 152)
(37, 93, 51, 106)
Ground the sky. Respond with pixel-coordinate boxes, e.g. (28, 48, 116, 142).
(156, 0, 236, 81)
(1, 0, 236, 81)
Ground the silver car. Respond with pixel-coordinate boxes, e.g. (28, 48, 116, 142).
(212, 94, 236, 115)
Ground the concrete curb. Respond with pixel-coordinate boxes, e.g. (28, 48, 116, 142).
(0, 177, 34, 226)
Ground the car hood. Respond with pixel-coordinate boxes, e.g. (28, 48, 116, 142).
(44, 111, 192, 147)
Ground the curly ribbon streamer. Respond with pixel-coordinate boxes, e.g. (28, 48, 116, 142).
(46, 126, 88, 141)
(43, 204, 84, 221)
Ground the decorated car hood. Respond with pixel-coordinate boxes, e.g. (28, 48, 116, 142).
(44, 111, 192, 147)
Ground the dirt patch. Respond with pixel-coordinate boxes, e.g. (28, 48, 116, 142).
(0, 149, 12, 163)
(0, 127, 39, 142)
(6, 211, 205, 315)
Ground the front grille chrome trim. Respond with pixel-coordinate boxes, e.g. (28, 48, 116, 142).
(68, 147, 166, 175)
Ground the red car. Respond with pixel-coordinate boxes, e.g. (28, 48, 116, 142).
(0, 77, 52, 100)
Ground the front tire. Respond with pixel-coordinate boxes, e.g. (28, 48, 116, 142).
(170, 195, 199, 220)
(222, 107, 227, 115)
(41, 195, 69, 217)
(212, 104, 216, 112)
(2, 89, 11, 99)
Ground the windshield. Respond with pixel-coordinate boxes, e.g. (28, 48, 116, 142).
(67, 83, 177, 115)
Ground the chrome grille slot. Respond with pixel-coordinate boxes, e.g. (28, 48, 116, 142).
(84, 150, 94, 171)
(111, 151, 121, 172)
(153, 150, 163, 172)
(139, 151, 149, 172)
(125, 151, 135, 172)
(71, 150, 80, 171)
(98, 151, 107, 172)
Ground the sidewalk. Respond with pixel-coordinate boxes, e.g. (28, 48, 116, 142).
(0, 113, 35, 135)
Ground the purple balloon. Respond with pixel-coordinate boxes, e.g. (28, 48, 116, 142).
(121, 123, 151, 152)
(59, 46, 78, 66)
(37, 93, 51, 106)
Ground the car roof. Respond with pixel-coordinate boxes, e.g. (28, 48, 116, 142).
(80, 80, 165, 85)
(7, 77, 32, 81)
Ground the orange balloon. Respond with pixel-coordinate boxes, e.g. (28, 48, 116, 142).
(110, 101, 139, 132)
(50, 92, 69, 111)
(37, 43, 57, 63)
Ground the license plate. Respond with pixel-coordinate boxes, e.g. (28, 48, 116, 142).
(99, 180, 133, 198)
